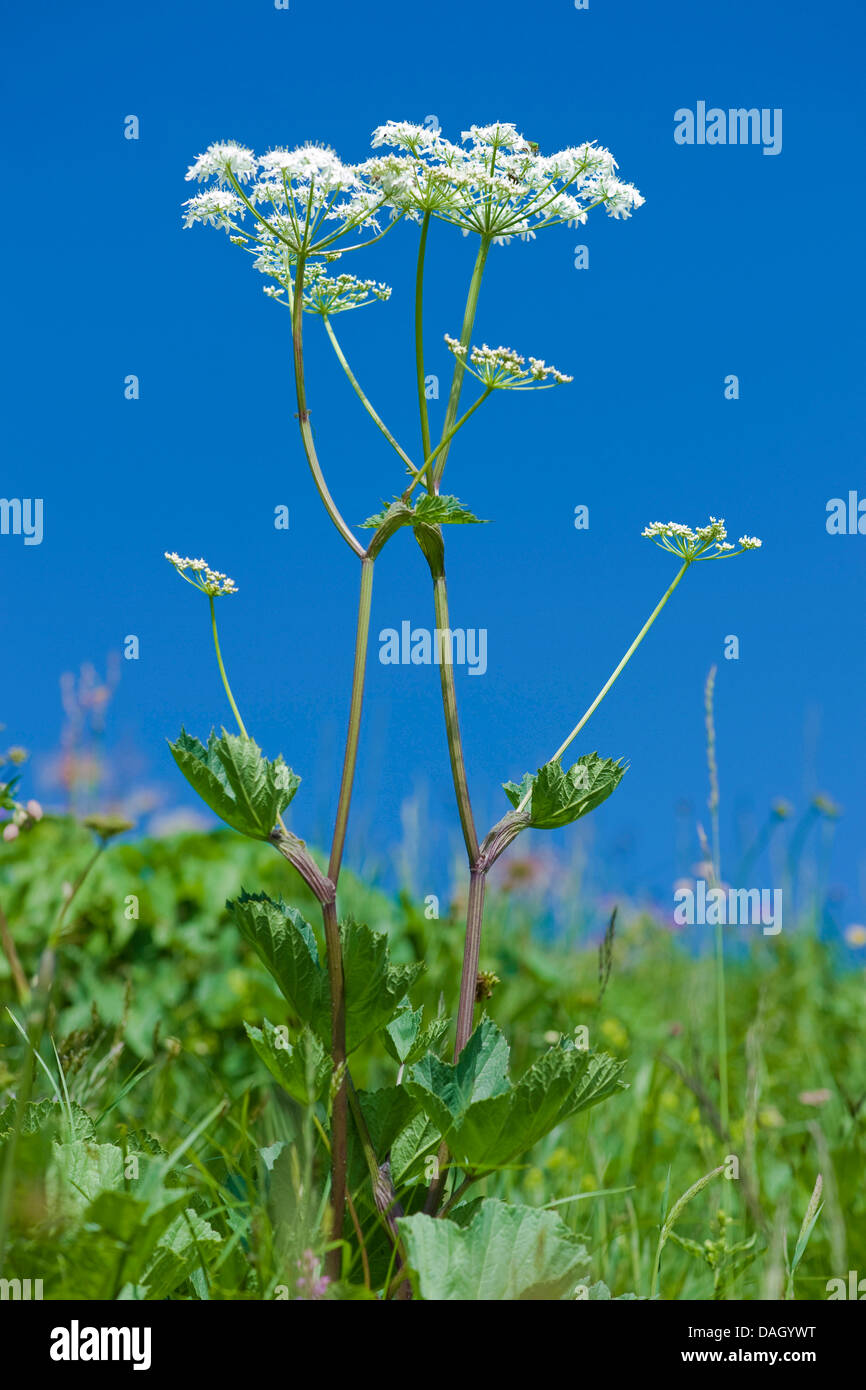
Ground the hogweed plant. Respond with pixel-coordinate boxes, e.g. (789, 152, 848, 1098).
(168, 121, 762, 1299)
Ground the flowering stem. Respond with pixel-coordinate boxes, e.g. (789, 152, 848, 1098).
(517, 559, 691, 812)
(209, 596, 248, 739)
(433, 238, 490, 488)
(292, 256, 365, 558)
(402, 390, 492, 501)
(323, 319, 415, 474)
(431, 567, 479, 864)
(329, 557, 374, 883)
(454, 869, 487, 1057)
(415, 212, 433, 484)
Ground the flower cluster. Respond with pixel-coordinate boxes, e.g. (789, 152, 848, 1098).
(444, 335, 572, 390)
(301, 266, 392, 316)
(641, 518, 763, 561)
(164, 553, 238, 596)
(183, 140, 384, 261)
(364, 120, 644, 242)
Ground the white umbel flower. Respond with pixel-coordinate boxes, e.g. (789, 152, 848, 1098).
(165, 552, 238, 596)
(183, 138, 386, 263)
(444, 335, 572, 389)
(641, 518, 762, 561)
(363, 120, 644, 241)
(185, 142, 258, 185)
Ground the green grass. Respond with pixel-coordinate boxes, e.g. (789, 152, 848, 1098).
(0, 815, 863, 1299)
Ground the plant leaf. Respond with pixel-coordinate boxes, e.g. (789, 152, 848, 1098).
(169, 728, 300, 840)
(244, 1019, 330, 1104)
(383, 1003, 450, 1066)
(229, 893, 330, 1039)
(356, 1085, 420, 1157)
(412, 494, 486, 526)
(399, 1198, 590, 1300)
(361, 494, 485, 530)
(503, 752, 627, 830)
(341, 918, 423, 1053)
(405, 1019, 626, 1171)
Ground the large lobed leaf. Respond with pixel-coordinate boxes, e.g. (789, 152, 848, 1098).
(399, 1198, 590, 1300)
(230, 892, 330, 1038)
(230, 894, 421, 1053)
(168, 728, 300, 840)
(405, 1017, 626, 1171)
(503, 752, 627, 830)
(340, 916, 423, 1053)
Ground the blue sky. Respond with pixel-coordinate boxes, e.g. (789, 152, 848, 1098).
(3, 0, 864, 931)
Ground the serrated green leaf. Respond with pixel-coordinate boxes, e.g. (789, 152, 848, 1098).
(361, 494, 485, 531)
(356, 1085, 420, 1157)
(383, 1003, 450, 1066)
(408, 1016, 510, 1120)
(231, 900, 420, 1055)
(390, 1111, 442, 1185)
(169, 728, 299, 840)
(245, 1019, 330, 1104)
(504, 752, 627, 830)
(230, 893, 330, 1039)
(341, 918, 424, 1053)
(140, 1208, 222, 1300)
(405, 1020, 626, 1171)
(399, 1198, 590, 1300)
(0, 1098, 95, 1147)
(383, 1004, 423, 1064)
(412, 494, 486, 526)
(46, 1140, 125, 1219)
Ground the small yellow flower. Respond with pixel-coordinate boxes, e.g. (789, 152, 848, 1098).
(845, 923, 866, 948)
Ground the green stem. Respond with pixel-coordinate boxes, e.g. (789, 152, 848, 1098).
(209, 596, 248, 738)
(454, 869, 487, 1056)
(402, 390, 492, 502)
(415, 212, 433, 483)
(518, 560, 692, 812)
(433, 238, 490, 488)
(323, 318, 415, 475)
(329, 557, 374, 884)
(292, 255, 364, 558)
(432, 569, 479, 864)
